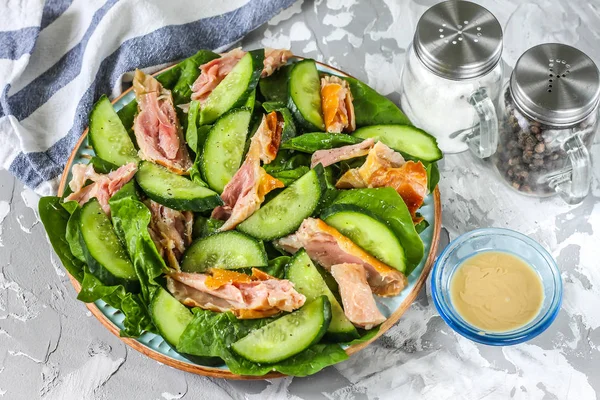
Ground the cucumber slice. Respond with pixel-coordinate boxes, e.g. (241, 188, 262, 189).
(286, 250, 358, 341)
(88, 95, 139, 166)
(150, 288, 193, 347)
(181, 231, 268, 273)
(352, 125, 442, 162)
(237, 164, 326, 240)
(322, 204, 407, 273)
(288, 60, 325, 131)
(201, 108, 252, 193)
(200, 50, 264, 125)
(135, 161, 222, 212)
(332, 188, 423, 273)
(231, 296, 331, 363)
(79, 199, 138, 289)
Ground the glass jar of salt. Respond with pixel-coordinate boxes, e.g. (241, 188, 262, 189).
(493, 43, 599, 205)
(400, 0, 503, 158)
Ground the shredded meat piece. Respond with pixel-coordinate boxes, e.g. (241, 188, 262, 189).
(191, 47, 292, 103)
(330, 263, 386, 329)
(166, 268, 305, 319)
(145, 200, 193, 271)
(336, 141, 427, 219)
(321, 75, 356, 133)
(64, 162, 137, 214)
(310, 138, 375, 168)
(275, 218, 407, 297)
(133, 69, 192, 174)
(211, 112, 284, 231)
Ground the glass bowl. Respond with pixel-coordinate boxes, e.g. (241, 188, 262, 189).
(431, 228, 562, 346)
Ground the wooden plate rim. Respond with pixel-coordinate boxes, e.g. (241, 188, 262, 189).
(57, 59, 442, 380)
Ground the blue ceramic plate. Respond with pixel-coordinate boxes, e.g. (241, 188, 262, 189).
(58, 60, 441, 378)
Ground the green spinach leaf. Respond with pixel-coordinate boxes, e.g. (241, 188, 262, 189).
(259, 64, 292, 103)
(192, 216, 224, 239)
(270, 166, 309, 186)
(260, 256, 290, 279)
(109, 182, 167, 303)
(77, 267, 154, 337)
(344, 77, 411, 126)
(426, 162, 440, 192)
(38, 197, 85, 282)
(90, 156, 119, 174)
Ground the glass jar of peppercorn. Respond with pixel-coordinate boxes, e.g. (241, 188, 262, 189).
(493, 43, 599, 205)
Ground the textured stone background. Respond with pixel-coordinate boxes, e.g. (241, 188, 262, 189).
(1, 0, 599, 399)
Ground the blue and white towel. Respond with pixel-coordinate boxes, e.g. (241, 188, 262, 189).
(0, 0, 295, 194)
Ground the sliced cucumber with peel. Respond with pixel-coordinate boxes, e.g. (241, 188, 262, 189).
(181, 231, 268, 273)
(88, 95, 139, 166)
(286, 250, 359, 341)
(135, 161, 222, 212)
(200, 50, 264, 125)
(332, 188, 423, 273)
(201, 108, 252, 193)
(237, 164, 326, 240)
(322, 204, 407, 273)
(287, 59, 325, 131)
(150, 288, 193, 347)
(352, 124, 442, 162)
(231, 296, 331, 363)
(79, 199, 138, 290)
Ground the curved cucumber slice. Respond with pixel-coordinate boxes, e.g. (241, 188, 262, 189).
(286, 250, 358, 341)
(201, 108, 252, 193)
(332, 188, 423, 273)
(288, 60, 325, 131)
(181, 231, 267, 273)
(322, 204, 406, 273)
(79, 199, 137, 288)
(237, 164, 326, 240)
(150, 288, 193, 347)
(232, 296, 331, 363)
(88, 95, 139, 166)
(136, 161, 222, 211)
(200, 50, 264, 125)
(352, 125, 442, 162)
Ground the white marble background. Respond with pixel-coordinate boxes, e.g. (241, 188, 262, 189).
(1, 0, 599, 399)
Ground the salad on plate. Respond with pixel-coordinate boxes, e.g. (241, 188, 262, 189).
(39, 47, 442, 377)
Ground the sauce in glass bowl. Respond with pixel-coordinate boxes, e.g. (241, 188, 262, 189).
(450, 251, 544, 333)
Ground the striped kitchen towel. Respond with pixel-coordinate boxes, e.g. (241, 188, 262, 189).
(0, 0, 295, 195)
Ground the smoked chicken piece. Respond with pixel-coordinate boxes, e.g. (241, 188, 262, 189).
(320, 75, 356, 133)
(133, 70, 192, 174)
(262, 48, 294, 77)
(64, 162, 137, 214)
(275, 218, 407, 297)
(191, 48, 246, 103)
(330, 263, 386, 329)
(336, 141, 428, 219)
(211, 112, 284, 231)
(310, 138, 375, 168)
(166, 268, 306, 319)
(191, 48, 292, 103)
(145, 200, 193, 270)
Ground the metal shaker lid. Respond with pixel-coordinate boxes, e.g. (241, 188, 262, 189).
(413, 0, 503, 80)
(510, 43, 600, 126)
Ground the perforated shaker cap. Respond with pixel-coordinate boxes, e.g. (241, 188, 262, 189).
(510, 43, 600, 126)
(414, 0, 503, 80)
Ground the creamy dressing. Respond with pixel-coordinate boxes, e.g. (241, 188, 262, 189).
(450, 251, 544, 333)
